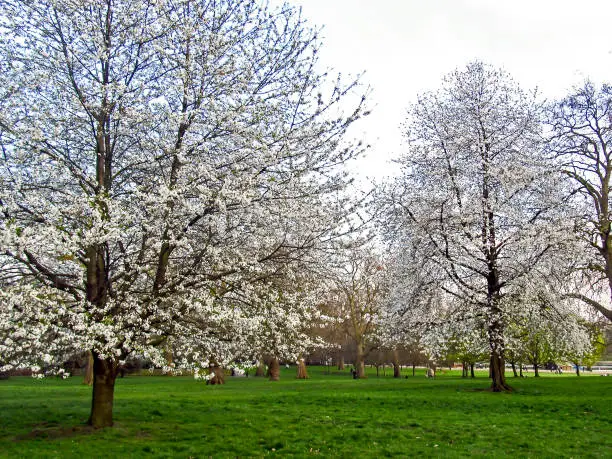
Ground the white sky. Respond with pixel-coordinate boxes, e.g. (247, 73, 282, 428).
(271, 0, 612, 184)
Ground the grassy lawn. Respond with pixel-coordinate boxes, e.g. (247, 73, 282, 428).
(1, 367, 611, 458)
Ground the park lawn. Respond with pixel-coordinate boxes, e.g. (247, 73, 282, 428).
(0, 367, 611, 458)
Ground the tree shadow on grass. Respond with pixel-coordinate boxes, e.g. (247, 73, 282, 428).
(12, 421, 149, 442)
(13, 422, 97, 441)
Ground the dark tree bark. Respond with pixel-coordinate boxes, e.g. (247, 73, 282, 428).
(88, 354, 118, 428)
(487, 281, 511, 391)
(470, 363, 475, 378)
(533, 364, 540, 377)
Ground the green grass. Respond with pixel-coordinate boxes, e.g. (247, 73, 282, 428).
(1, 367, 611, 458)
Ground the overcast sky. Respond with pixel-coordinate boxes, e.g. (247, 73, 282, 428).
(271, 0, 612, 182)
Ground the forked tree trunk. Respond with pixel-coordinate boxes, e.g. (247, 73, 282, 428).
(462, 362, 468, 378)
(337, 355, 345, 370)
(83, 351, 94, 386)
(519, 364, 524, 378)
(296, 358, 309, 379)
(88, 354, 118, 428)
(268, 357, 280, 381)
(355, 343, 366, 378)
(208, 365, 225, 385)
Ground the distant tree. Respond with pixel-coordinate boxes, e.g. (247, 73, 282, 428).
(442, 319, 489, 378)
(505, 288, 592, 377)
(381, 62, 567, 391)
(548, 82, 612, 321)
(327, 248, 387, 379)
(565, 320, 606, 376)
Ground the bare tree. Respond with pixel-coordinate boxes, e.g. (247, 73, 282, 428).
(548, 82, 612, 321)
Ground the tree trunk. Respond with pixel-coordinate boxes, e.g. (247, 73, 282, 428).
(337, 355, 345, 370)
(533, 364, 539, 377)
(470, 363, 475, 378)
(208, 365, 225, 385)
(296, 358, 308, 379)
(519, 363, 524, 378)
(462, 362, 468, 378)
(88, 354, 118, 428)
(83, 351, 94, 386)
(412, 364, 416, 376)
(355, 343, 366, 378)
(575, 365, 580, 376)
(487, 306, 511, 391)
(164, 343, 173, 369)
(255, 360, 265, 377)
(392, 350, 401, 378)
(268, 357, 280, 381)
(511, 362, 518, 378)
(489, 352, 511, 392)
